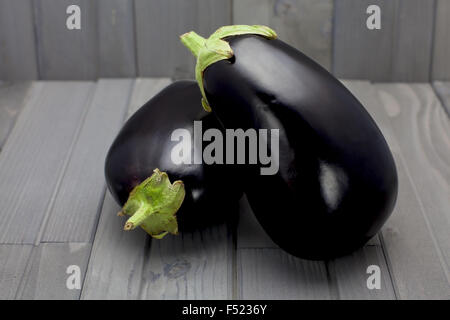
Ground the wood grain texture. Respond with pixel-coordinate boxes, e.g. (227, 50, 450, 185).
(382, 149, 450, 299)
(0, 82, 32, 150)
(81, 193, 148, 300)
(333, 0, 395, 81)
(0, 82, 94, 244)
(345, 81, 450, 299)
(17, 243, 91, 299)
(432, 0, 450, 80)
(233, 0, 333, 70)
(141, 225, 233, 299)
(42, 79, 133, 242)
(238, 249, 331, 299)
(98, 0, 136, 77)
(328, 244, 396, 300)
(0, 245, 32, 299)
(391, 1, 435, 82)
(236, 197, 332, 299)
(433, 81, 450, 116)
(333, 0, 434, 81)
(34, 0, 98, 80)
(375, 84, 450, 291)
(134, 0, 232, 79)
(0, 0, 38, 80)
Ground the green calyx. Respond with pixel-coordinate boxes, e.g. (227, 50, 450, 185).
(118, 168, 185, 239)
(180, 25, 277, 112)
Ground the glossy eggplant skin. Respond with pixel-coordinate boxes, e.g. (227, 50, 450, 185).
(105, 81, 241, 231)
(203, 35, 398, 259)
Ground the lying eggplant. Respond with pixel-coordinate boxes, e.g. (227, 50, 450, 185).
(105, 81, 241, 238)
(181, 25, 398, 259)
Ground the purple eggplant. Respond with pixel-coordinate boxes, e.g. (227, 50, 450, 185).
(105, 81, 241, 238)
(181, 25, 398, 259)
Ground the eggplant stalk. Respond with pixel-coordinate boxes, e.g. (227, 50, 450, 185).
(119, 168, 185, 239)
(180, 25, 277, 111)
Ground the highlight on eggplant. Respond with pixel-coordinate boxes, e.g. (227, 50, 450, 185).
(105, 81, 242, 239)
(181, 25, 398, 260)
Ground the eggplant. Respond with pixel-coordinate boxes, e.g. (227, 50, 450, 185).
(105, 81, 241, 238)
(181, 25, 398, 259)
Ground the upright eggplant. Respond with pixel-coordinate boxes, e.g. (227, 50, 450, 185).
(181, 25, 398, 259)
(105, 81, 241, 238)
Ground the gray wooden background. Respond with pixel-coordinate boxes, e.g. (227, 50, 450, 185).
(1, 0, 449, 81)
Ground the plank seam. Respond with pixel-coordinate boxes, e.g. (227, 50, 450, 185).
(429, 0, 438, 81)
(35, 82, 97, 245)
(13, 244, 38, 299)
(324, 260, 340, 300)
(31, 0, 42, 80)
(131, 0, 140, 77)
(0, 82, 45, 243)
(389, 0, 400, 81)
(378, 232, 400, 299)
(93, 0, 100, 80)
(138, 236, 152, 300)
(87, 79, 136, 244)
(330, 0, 337, 75)
(387, 117, 450, 287)
(28, 0, 40, 80)
(79, 79, 136, 298)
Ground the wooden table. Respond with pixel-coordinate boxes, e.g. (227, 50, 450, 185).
(0, 79, 449, 299)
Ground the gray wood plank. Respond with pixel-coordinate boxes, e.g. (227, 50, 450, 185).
(0, 81, 95, 244)
(433, 81, 450, 116)
(17, 243, 91, 299)
(0, 0, 38, 80)
(98, 0, 136, 77)
(42, 79, 133, 242)
(81, 193, 148, 300)
(333, 0, 434, 81)
(233, 0, 333, 70)
(346, 81, 450, 299)
(431, 0, 450, 80)
(0, 82, 32, 150)
(237, 197, 332, 299)
(375, 84, 450, 284)
(238, 249, 331, 299)
(34, 0, 98, 80)
(333, 0, 394, 81)
(382, 149, 450, 299)
(390, 1, 435, 82)
(134, 0, 232, 79)
(328, 243, 396, 300)
(81, 79, 171, 299)
(141, 225, 233, 299)
(0, 245, 33, 299)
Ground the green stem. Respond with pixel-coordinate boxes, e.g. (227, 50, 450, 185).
(180, 32, 206, 58)
(124, 203, 150, 230)
(180, 25, 277, 112)
(120, 169, 185, 239)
